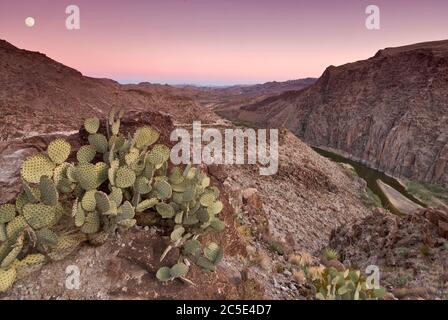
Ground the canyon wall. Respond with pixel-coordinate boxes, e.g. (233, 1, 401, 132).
(219, 40, 448, 187)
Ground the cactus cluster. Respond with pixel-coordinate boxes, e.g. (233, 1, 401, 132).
(311, 267, 386, 300)
(0, 109, 225, 293)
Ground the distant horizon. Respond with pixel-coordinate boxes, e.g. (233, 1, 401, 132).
(114, 76, 318, 87)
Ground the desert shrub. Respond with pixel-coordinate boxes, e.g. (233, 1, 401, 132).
(310, 267, 386, 300)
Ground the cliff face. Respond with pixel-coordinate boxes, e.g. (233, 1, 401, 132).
(221, 40, 448, 187)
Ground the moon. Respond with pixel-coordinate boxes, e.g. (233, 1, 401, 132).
(25, 17, 35, 27)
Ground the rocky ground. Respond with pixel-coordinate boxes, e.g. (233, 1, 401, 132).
(330, 208, 448, 299)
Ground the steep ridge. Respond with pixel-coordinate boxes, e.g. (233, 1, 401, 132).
(220, 40, 448, 187)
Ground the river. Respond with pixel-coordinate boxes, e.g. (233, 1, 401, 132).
(314, 147, 427, 214)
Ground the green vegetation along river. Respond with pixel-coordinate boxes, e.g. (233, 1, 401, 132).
(314, 147, 427, 214)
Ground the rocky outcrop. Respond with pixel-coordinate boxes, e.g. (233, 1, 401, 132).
(220, 40, 448, 188)
(377, 180, 423, 215)
(329, 208, 448, 299)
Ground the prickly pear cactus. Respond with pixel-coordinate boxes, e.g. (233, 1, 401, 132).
(0, 109, 225, 293)
(311, 267, 386, 300)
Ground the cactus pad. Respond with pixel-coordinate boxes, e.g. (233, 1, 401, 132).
(23, 183, 41, 204)
(170, 226, 185, 242)
(0, 112, 225, 290)
(15, 192, 28, 214)
(109, 187, 123, 206)
(147, 144, 170, 166)
(47, 234, 87, 261)
(81, 190, 96, 211)
(84, 117, 100, 134)
(77, 145, 97, 163)
(0, 204, 16, 224)
(108, 160, 119, 186)
(154, 180, 172, 200)
(23, 204, 56, 230)
(117, 201, 135, 220)
(0, 224, 6, 242)
(74, 164, 99, 191)
(183, 239, 201, 256)
(0, 267, 17, 293)
(170, 263, 189, 278)
(20, 154, 55, 184)
(134, 126, 159, 149)
(13, 254, 46, 280)
(134, 176, 151, 194)
(199, 192, 216, 207)
(39, 176, 59, 206)
(53, 163, 70, 187)
(156, 266, 171, 282)
(125, 148, 140, 166)
(196, 256, 216, 272)
(136, 198, 159, 213)
(115, 166, 136, 189)
(207, 201, 223, 215)
(88, 133, 108, 153)
(56, 177, 72, 194)
(197, 209, 210, 223)
(111, 120, 120, 135)
(36, 228, 58, 246)
(210, 219, 225, 231)
(88, 231, 109, 246)
(156, 203, 175, 218)
(47, 139, 71, 164)
(1, 236, 24, 268)
(75, 202, 86, 227)
(169, 167, 184, 184)
(95, 162, 108, 185)
(80, 212, 100, 234)
(94, 191, 111, 213)
(143, 162, 155, 179)
(117, 219, 136, 228)
(204, 242, 223, 264)
(6, 216, 27, 239)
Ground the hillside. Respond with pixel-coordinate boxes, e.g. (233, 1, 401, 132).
(0, 40, 219, 141)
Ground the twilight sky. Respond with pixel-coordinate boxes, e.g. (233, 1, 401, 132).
(1, 0, 448, 85)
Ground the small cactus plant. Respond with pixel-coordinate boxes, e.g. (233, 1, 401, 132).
(0, 109, 225, 292)
(323, 248, 340, 261)
(311, 267, 386, 300)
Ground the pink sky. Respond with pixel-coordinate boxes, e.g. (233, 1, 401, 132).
(1, 0, 448, 85)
